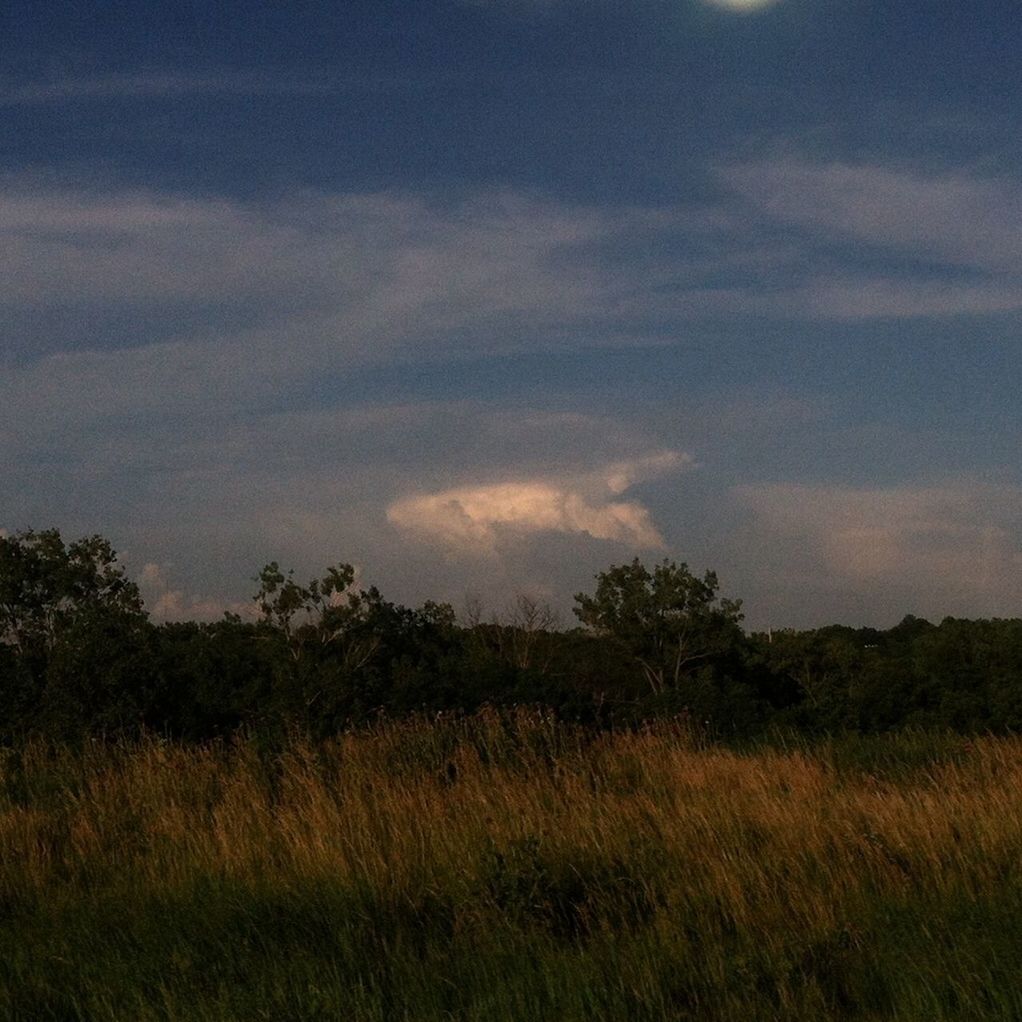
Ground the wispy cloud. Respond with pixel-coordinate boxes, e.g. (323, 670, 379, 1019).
(7, 159, 1020, 431)
(0, 70, 416, 106)
(387, 451, 690, 553)
(1, 184, 677, 343)
(715, 157, 1022, 320)
(725, 158, 1022, 272)
(0, 182, 730, 448)
(727, 158, 1022, 271)
(736, 481, 1022, 617)
(778, 277, 1022, 320)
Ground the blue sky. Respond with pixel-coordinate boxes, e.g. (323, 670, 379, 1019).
(3, 0, 1021, 627)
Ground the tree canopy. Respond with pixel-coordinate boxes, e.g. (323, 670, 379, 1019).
(2, 528, 1022, 743)
(573, 559, 744, 694)
(0, 529, 144, 656)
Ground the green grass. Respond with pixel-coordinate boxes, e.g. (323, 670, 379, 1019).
(1, 713, 1020, 1020)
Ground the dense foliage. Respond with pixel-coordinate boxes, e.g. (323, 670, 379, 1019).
(3, 528, 1022, 742)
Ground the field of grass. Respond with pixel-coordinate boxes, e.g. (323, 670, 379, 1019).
(2, 712, 1022, 1020)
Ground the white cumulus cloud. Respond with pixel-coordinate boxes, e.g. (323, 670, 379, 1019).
(139, 562, 257, 623)
(387, 451, 690, 553)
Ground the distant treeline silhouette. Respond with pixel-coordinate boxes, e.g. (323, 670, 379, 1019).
(2, 527, 1022, 742)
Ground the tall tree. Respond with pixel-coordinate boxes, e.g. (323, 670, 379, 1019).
(253, 561, 386, 671)
(0, 529, 151, 737)
(0, 529, 144, 657)
(574, 559, 743, 694)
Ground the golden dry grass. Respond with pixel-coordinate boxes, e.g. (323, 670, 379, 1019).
(1, 714, 1020, 1020)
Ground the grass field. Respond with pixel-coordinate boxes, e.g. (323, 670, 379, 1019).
(2, 711, 1021, 1021)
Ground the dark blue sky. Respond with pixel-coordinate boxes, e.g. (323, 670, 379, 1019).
(7, 0, 1021, 200)
(3, 0, 1021, 626)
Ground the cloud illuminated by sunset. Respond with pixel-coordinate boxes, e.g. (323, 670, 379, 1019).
(387, 452, 690, 553)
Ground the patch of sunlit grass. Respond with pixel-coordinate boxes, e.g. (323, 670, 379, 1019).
(0, 713, 1020, 1019)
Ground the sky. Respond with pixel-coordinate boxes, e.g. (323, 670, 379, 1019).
(3, 0, 1022, 629)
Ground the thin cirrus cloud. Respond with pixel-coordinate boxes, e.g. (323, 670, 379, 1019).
(0, 69, 414, 106)
(725, 158, 1022, 273)
(6, 158, 1019, 400)
(721, 157, 1022, 320)
(774, 276, 1022, 321)
(15, 158, 1019, 342)
(1, 184, 688, 444)
(387, 451, 691, 554)
(0, 182, 687, 368)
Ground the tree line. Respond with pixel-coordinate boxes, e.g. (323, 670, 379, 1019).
(3, 527, 1022, 743)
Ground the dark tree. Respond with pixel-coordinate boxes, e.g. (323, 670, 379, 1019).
(574, 559, 744, 694)
(0, 529, 151, 737)
(0, 529, 144, 656)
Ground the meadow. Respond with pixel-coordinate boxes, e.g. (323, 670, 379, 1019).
(2, 712, 1021, 1021)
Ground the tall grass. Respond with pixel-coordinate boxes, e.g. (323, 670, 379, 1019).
(1, 711, 1020, 1020)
